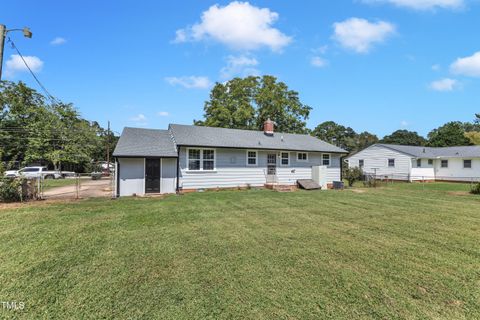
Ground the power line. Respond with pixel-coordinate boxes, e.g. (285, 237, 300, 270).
(6, 37, 60, 104)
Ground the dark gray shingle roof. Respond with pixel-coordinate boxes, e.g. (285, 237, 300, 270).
(376, 144, 480, 158)
(169, 124, 347, 153)
(113, 127, 177, 157)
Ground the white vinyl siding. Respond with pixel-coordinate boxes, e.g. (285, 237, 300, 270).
(179, 148, 343, 189)
(347, 145, 413, 181)
(118, 158, 145, 196)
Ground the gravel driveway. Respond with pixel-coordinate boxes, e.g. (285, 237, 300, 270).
(43, 179, 112, 199)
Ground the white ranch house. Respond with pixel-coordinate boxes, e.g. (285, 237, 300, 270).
(346, 144, 480, 182)
(113, 120, 347, 196)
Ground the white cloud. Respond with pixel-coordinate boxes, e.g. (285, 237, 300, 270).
(310, 56, 328, 68)
(450, 51, 480, 77)
(130, 114, 148, 125)
(50, 37, 66, 45)
(4, 54, 44, 78)
(174, 1, 291, 52)
(400, 120, 409, 127)
(157, 111, 169, 117)
(165, 76, 212, 89)
(361, 0, 464, 10)
(431, 64, 441, 71)
(220, 55, 260, 79)
(332, 18, 395, 54)
(429, 78, 459, 91)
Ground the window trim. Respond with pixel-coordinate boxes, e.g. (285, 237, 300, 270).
(246, 150, 258, 167)
(280, 152, 290, 167)
(297, 152, 308, 162)
(464, 159, 472, 169)
(441, 159, 448, 168)
(388, 158, 395, 168)
(186, 148, 216, 171)
(322, 153, 331, 166)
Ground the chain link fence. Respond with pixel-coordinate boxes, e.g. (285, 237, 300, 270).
(361, 172, 480, 188)
(1, 172, 115, 203)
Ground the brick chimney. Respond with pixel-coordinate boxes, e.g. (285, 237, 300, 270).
(263, 118, 274, 135)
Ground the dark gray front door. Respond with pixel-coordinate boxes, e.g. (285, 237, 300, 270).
(145, 159, 160, 193)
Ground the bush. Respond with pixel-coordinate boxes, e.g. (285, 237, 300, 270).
(0, 178, 38, 203)
(0, 178, 23, 202)
(343, 167, 364, 187)
(471, 182, 480, 195)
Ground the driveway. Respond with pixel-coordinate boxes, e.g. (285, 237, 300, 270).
(43, 179, 112, 199)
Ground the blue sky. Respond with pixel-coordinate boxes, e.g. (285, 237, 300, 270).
(2, 0, 479, 137)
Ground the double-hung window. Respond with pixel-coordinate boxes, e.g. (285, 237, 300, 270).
(297, 152, 308, 162)
(281, 152, 289, 166)
(441, 160, 448, 168)
(417, 159, 422, 167)
(388, 159, 395, 167)
(322, 154, 330, 166)
(247, 150, 257, 166)
(464, 159, 472, 169)
(188, 148, 215, 171)
(359, 159, 364, 168)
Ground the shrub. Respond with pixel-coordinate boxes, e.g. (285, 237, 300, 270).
(0, 178, 38, 203)
(0, 178, 23, 202)
(343, 167, 364, 187)
(471, 182, 480, 195)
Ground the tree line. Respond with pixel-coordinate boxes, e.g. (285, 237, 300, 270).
(0, 81, 117, 172)
(196, 75, 480, 152)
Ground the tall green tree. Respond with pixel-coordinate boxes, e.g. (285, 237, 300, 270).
(312, 121, 358, 151)
(381, 130, 427, 146)
(195, 75, 312, 134)
(427, 122, 471, 147)
(356, 131, 379, 151)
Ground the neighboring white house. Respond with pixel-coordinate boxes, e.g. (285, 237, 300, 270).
(346, 144, 480, 182)
(113, 120, 347, 196)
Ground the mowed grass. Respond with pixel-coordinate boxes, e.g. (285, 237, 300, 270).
(0, 183, 479, 319)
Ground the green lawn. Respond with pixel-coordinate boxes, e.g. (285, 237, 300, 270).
(0, 183, 479, 319)
(42, 178, 78, 190)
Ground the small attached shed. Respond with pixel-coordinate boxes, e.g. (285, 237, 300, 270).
(113, 128, 177, 196)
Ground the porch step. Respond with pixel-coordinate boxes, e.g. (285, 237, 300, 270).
(265, 184, 296, 192)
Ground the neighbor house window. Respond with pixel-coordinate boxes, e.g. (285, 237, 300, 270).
(388, 159, 395, 167)
(417, 159, 422, 167)
(247, 150, 257, 166)
(281, 152, 289, 166)
(297, 152, 308, 162)
(359, 159, 364, 168)
(322, 154, 331, 166)
(441, 160, 448, 168)
(464, 159, 472, 169)
(428, 159, 433, 165)
(187, 148, 215, 171)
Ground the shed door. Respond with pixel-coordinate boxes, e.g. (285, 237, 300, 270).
(145, 159, 160, 193)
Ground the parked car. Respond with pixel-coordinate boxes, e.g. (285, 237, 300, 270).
(4, 167, 75, 179)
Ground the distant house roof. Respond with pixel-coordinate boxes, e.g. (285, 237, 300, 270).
(370, 144, 480, 158)
(113, 127, 177, 157)
(169, 124, 347, 153)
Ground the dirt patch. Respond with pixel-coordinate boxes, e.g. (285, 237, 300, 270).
(447, 191, 471, 196)
(0, 198, 84, 211)
(349, 189, 367, 194)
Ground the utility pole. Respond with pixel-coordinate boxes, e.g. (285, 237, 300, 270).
(106, 121, 110, 176)
(0, 24, 32, 81)
(0, 24, 6, 80)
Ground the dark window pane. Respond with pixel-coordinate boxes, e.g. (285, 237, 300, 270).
(189, 149, 200, 159)
(188, 160, 200, 170)
(203, 150, 214, 160)
(203, 160, 214, 170)
(464, 160, 472, 168)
